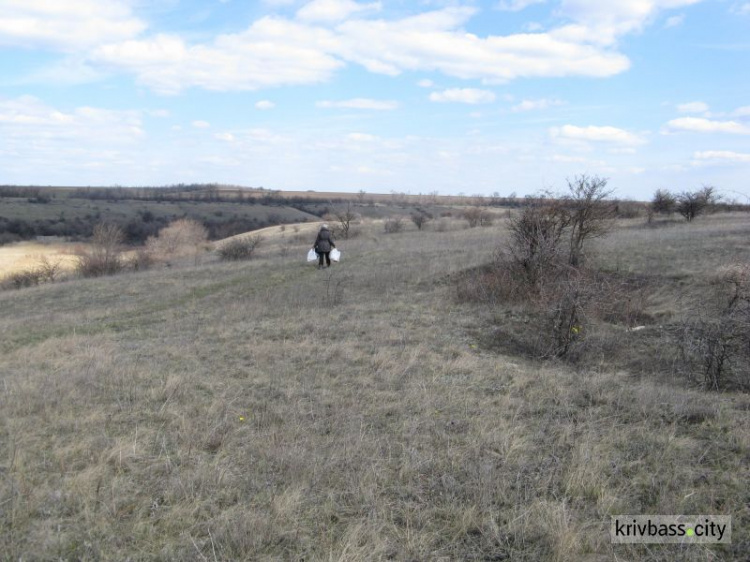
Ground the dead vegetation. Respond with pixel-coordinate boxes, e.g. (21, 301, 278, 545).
(0, 210, 748, 561)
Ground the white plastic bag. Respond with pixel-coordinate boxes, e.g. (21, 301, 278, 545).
(307, 248, 318, 262)
(330, 248, 341, 262)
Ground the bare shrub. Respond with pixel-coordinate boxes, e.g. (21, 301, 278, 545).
(218, 235, 262, 261)
(2, 269, 44, 290)
(565, 175, 616, 266)
(410, 210, 432, 230)
(333, 201, 359, 239)
(678, 263, 750, 390)
(146, 218, 208, 264)
(76, 223, 125, 277)
(384, 217, 403, 234)
(676, 186, 717, 222)
(507, 204, 569, 287)
(651, 189, 676, 215)
(463, 207, 483, 228)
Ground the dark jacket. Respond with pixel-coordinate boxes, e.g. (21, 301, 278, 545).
(314, 227, 335, 253)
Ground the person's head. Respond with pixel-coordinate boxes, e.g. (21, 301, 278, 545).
(321, 223, 329, 230)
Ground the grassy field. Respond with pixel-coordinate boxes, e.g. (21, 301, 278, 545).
(1, 214, 748, 561)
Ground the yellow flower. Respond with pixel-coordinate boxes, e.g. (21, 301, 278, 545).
(238, 416, 245, 422)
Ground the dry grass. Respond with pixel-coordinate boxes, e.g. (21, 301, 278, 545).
(1, 214, 748, 560)
(0, 241, 79, 278)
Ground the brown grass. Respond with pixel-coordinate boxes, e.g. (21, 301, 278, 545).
(0, 214, 748, 560)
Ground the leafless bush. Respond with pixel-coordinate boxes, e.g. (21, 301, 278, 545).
(146, 218, 208, 264)
(463, 207, 482, 228)
(507, 204, 569, 287)
(384, 217, 403, 234)
(651, 189, 676, 215)
(218, 235, 262, 261)
(2, 269, 44, 290)
(676, 186, 717, 222)
(76, 223, 125, 277)
(410, 210, 432, 230)
(678, 263, 750, 390)
(333, 201, 359, 239)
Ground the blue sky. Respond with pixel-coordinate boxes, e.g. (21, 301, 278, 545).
(1, 0, 749, 200)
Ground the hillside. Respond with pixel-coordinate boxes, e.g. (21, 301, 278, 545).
(1, 215, 749, 560)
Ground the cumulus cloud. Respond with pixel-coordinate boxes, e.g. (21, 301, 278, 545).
(89, 19, 344, 94)
(664, 117, 750, 134)
(550, 124, 646, 145)
(0, 0, 145, 52)
(10, 0, 705, 95)
(316, 98, 399, 110)
(255, 100, 276, 110)
(429, 88, 496, 104)
(677, 101, 709, 113)
(192, 120, 211, 128)
(84, 5, 636, 94)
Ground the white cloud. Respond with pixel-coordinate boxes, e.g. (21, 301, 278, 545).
(677, 101, 709, 113)
(316, 98, 399, 110)
(417, 79, 435, 88)
(512, 98, 564, 112)
(255, 100, 276, 110)
(555, 0, 704, 46)
(89, 19, 343, 94)
(335, 8, 631, 81)
(192, 120, 211, 128)
(296, 0, 381, 23)
(550, 124, 646, 145)
(693, 150, 750, 163)
(429, 88, 496, 104)
(732, 106, 750, 117)
(664, 14, 685, 27)
(78, 4, 643, 94)
(215, 132, 236, 142)
(731, 3, 750, 15)
(664, 117, 750, 134)
(0, 0, 145, 52)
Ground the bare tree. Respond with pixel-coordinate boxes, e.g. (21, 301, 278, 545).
(651, 189, 676, 215)
(676, 186, 716, 222)
(333, 201, 358, 239)
(564, 175, 616, 266)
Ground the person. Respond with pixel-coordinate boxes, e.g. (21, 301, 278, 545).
(313, 224, 336, 269)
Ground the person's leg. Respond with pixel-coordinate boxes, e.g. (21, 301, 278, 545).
(317, 251, 324, 268)
(325, 252, 331, 267)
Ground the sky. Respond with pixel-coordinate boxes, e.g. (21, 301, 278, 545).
(0, 0, 749, 200)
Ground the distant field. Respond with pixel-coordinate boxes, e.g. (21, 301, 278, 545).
(1, 212, 748, 560)
(0, 240, 79, 277)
